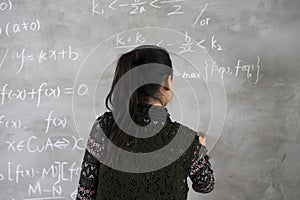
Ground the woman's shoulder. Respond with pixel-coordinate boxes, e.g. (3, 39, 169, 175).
(88, 111, 113, 142)
(171, 120, 199, 138)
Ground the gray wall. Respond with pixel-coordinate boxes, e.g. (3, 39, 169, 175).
(0, 0, 299, 199)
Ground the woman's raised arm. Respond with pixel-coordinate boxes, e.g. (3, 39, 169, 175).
(188, 136, 215, 193)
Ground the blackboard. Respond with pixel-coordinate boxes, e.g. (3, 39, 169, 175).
(1, 0, 299, 199)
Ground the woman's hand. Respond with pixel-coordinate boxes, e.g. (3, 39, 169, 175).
(198, 135, 206, 146)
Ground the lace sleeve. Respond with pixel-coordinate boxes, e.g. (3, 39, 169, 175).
(77, 117, 106, 200)
(189, 139, 215, 193)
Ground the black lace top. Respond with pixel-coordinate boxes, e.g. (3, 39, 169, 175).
(77, 102, 215, 200)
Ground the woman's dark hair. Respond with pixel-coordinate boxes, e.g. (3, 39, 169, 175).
(104, 45, 173, 166)
(105, 45, 173, 110)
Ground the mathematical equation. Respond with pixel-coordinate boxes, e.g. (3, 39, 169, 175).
(0, 46, 79, 74)
(1, 110, 68, 132)
(0, 114, 22, 129)
(0, 0, 40, 39)
(0, 82, 88, 107)
(6, 135, 85, 154)
(0, 19, 40, 38)
(92, 0, 187, 16)
(115, 31, 224, 53)
(175, 57, 261, 84)
(0, 161, 81, 200)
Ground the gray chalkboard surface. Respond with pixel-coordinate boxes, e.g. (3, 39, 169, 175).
(0, 0, 299, 199)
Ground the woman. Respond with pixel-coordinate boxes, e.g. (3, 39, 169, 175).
(77, 45, 215, 200)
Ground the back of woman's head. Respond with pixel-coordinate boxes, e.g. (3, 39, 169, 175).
(105, 45, 173, 114)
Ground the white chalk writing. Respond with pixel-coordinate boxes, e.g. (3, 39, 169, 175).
(11, 46, 79, 74)
(115, 31, 223, 53)
(45, 111, 67, 134)
(176, 57, 261, 84)
(28, 181, 63, 199)
(0, 48, 9, 70)
(6, 136, 84, 153)
(92, 0, 186, 16)
(0, 19, 40, 38)
(192, 3, 210, 27)
(0, 0, 12, 12)
(6, 161, 81, 184)
(0, 82, 88, 107)
(0, 114, 22, 129)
